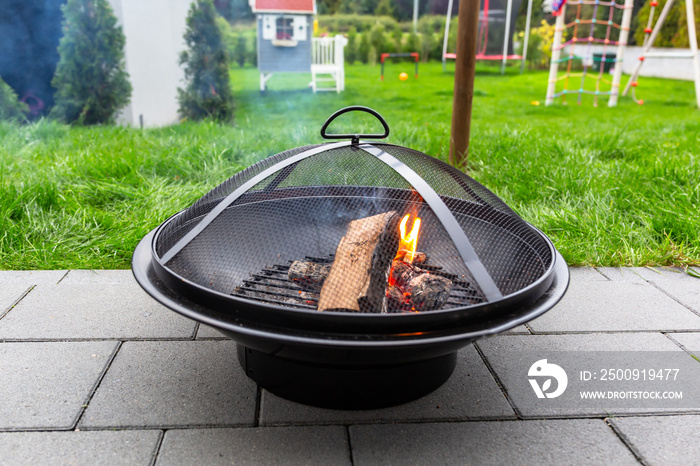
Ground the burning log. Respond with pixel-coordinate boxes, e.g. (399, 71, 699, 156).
(288, 261, 331, 292)
(388, 258, 453, 312)
(413, 252, 427, 265)
(408, 274, 453, 311)
(395, 249, 428, 265)
(318, 211, 401, 313)
(386, 284, 405, 311)
(390, 259, 419, 288)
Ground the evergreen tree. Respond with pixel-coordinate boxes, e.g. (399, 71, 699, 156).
(361, 0, 381, 15)
(50, 0, 131, 125)
(374, 0, 395, 17)
(403, 31, 420, 53)
(338, 0, 359, 14)
(346, 27, 358, 64)
(358, 32, 371, 63)
(178, 0, 234, 122)
(0, 77, 28, 122)
(235, 35, 248, 67)
(214, 0, 254, 21)
(392, 26, 403, 52)
(369, 24, 387, 53)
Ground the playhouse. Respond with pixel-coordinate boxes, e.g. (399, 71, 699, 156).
(250, 0, 316, 91)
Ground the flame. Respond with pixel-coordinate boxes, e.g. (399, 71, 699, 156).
(397, 214, 421, 264)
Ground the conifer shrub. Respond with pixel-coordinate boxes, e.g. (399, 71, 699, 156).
(358, 32, 371, 63)
(0, 78, 28, 122)
(346, 27, 358, 64)
(178, 0, 234, 122)
(50, 0, 131, 125)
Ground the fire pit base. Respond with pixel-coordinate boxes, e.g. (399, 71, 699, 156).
(237, 345, 456, 410)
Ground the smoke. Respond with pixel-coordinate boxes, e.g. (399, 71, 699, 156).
(0, 0, 66, 116)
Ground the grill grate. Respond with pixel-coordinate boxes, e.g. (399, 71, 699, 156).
(232, 255, 485, 312)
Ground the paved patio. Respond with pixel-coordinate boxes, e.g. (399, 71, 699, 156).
(0, 266, 699, 465)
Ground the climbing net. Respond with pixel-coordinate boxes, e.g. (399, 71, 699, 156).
(545, 0, 634, 106)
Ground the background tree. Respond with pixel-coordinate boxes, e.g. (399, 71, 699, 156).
(375, 0, 395, 17)
(214, 0, 254, 21)
(358, 32, 371, 63)
(178, 0, 235, 122)
(346, 27, 359, 64)
(50, 0, 131, 125)
(0, 77, 28, 122)
(634, 0, 700, 47)
(392, 27, 404, 52)
(338, 0, 361, 14)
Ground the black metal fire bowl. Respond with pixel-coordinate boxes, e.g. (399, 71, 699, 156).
(132, 227, 569, 410)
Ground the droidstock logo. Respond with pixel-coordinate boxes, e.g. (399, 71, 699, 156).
(528, 359, 568, 399)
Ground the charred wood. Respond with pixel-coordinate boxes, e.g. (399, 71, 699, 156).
(408, 274, 453, 311)
(288, 261, 331, 292)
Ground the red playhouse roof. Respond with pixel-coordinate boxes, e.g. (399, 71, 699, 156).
(252, 0, 315, 14)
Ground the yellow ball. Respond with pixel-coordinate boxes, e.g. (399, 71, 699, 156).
(399, 72, 408, 81)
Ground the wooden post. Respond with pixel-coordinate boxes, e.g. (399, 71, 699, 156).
(501, 0, 514, 74)
(545, 5, 566, 105)
(686, 0, 700, 109)
(413, 0, 419, 34)
(608, 0, 635, 107)
(442, 0, 455, 72)
(520, 0, 533, 73)
(449, 0, 480, 169)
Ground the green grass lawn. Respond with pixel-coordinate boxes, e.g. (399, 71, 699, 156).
(1, 61, 698, 269)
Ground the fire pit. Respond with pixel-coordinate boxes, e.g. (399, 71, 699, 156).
(132, 106, 569, 409)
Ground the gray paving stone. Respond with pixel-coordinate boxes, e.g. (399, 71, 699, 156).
(0, 270, 67, 285)
(569, 266, 608, 281)
(259, 345, 515, 426)
(596, 267, 647, 283)
(0, 341, 118, 430)
(80, 340, 256, 428)
(610, 415, 700, 466)
(0, 285, 30, 317)
(668, 333, 700, 352)
(0, 284, 196, 340)
(505, 325, 530, 334)
(157, 426, 350, 466)
(477, 334, 692, 418)
(0, 430, 161, 466)
(196, 324, 227, 339)
(634, 267, 700, 282)
(528, 280, 700, 332)
(350, 419, 638, 465)
(60, 270, 136, 285)
(645, 277, 700, 315)
(479, 332, 684, 352)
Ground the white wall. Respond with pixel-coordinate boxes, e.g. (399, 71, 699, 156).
(109, 0, 191, 127)
(619, 46, 699, 81)
(565, 44, 700, 81)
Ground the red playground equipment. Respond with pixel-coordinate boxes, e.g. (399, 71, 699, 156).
(380, 53, 419, 81)
(442, 0, 531, 74)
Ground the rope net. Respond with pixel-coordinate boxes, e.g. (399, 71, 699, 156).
(547, 0, 633, 106)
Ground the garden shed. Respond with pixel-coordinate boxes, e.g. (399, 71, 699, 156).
(250, 0, 316, 91)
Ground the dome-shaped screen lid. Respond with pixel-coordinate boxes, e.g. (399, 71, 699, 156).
(157, 106, 504, 303)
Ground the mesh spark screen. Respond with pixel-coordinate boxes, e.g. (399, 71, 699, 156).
(153, 142, 552, 314)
